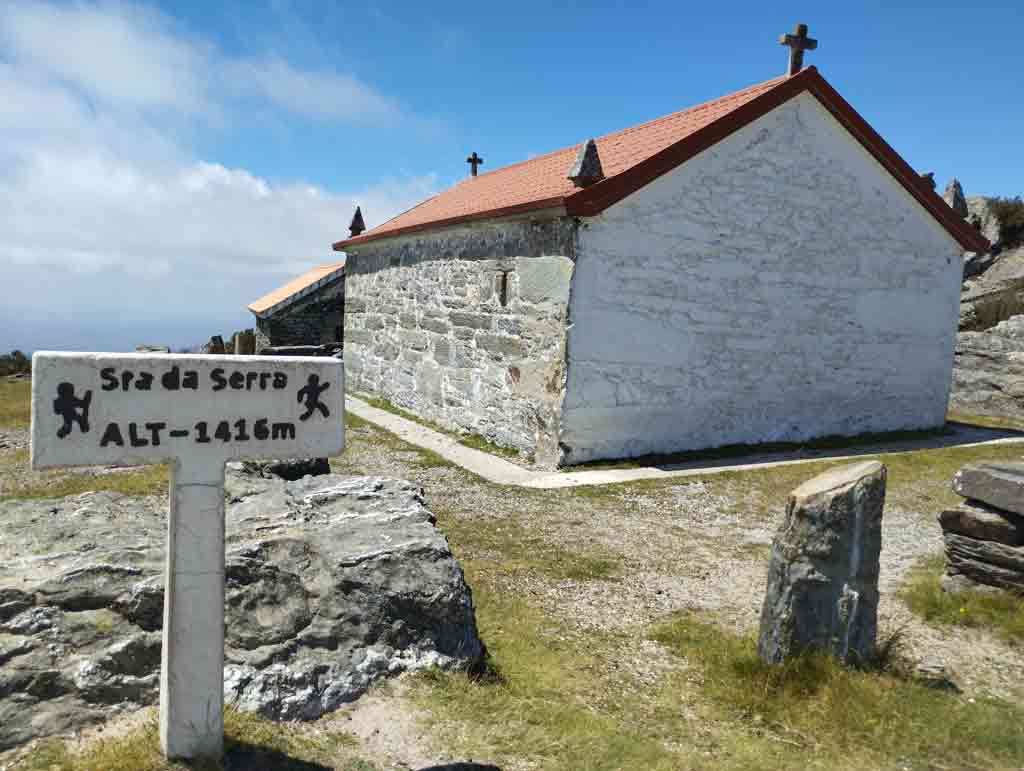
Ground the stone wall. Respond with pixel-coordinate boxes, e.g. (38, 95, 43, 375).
(254, 276, 345, 352)
(343, 216, 576, 465)
(559, 92, 964, 464)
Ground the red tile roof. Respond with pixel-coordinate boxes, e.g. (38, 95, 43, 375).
(335, 68, 988, 254)
(248, 260, 345, 317)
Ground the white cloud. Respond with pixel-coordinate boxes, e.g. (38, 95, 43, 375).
(0, 1, 440, 351)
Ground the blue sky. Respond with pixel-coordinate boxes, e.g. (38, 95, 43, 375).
(1, 0, 1021, 352)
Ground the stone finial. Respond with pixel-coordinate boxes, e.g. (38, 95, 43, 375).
(779, 23, 817, 76)
(349, 206, 366, 237)
(920, 172, 936, 190)
(567, 139, 605, 188)
(758, 460, 887, 665)
(943, 178, 969, 218)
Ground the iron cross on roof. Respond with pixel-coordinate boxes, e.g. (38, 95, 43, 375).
(779, 23, 817, 76)
(466, 151, 484, 177)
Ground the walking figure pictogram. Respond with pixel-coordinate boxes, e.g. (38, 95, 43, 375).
(297, 374, 330, 420)
(53, 382, 92, 438)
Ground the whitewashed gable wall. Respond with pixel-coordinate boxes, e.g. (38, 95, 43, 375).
(559, 92, 963, 464)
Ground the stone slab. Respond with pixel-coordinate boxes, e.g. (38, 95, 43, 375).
(938, 500, 1024, 546)
(944, 532, 1024, 592)
(952, 461, 1024, 516)
(758, 460, 886, 665)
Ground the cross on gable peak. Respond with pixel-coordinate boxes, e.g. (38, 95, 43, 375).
(466, 151, 484, 177)
(779, 22, 818, 77)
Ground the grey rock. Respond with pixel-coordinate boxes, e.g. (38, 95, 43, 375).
(967, 196, 1002, 247)
(950, 314, 1024, 421)
(202, 335, 226, 355)
(939, 499, 1024, 545)
(952, 461, 1024, 516)
(943, 532, 1024, 591)
(134, 345, 170, 353)
(758, 461, 886, 666)
(0, 473, 483, 750)
(236, 457, 331, 481)
(943, 178, 968, 218)
(959, 246, 1024, 331)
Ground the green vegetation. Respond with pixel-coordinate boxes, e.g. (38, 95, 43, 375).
(0, 350, 30, 377)
(412, 593, 681, 770)
(0, 449, 170, 501)
(356, 393, 525, 461)
(436, 504, 621, 582)
(22, 708, 369, 771)
(902, 554, 1024, 645)
(645, 612, 1024, 769)
(0, 378, 31, 428)
(990, 195, 1024, 246)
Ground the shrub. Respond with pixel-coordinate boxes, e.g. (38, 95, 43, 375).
(990, 196, 1024, 247)
(0, 350, 30, 376)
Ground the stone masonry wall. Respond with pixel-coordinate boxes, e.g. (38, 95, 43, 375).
(560, 92, 964, 465)
(343, 217, 576, 465)
(254, 276, 345, 352)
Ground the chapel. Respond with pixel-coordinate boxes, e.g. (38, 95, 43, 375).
(333, 26, 988, 467)
(248, 261, 346, 352)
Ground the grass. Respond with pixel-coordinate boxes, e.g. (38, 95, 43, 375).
(902, 554, 1024, 645)
(355, 392, 525, 461)
(0, 378, 31, 428)
(436, 503, 621, 582)
(20, 708, 371, 771)
(411, 593, 682, 770)
(949, 409, 1024, 432)
(648, 612, 1024, 770)
(0, 449, 170, 501)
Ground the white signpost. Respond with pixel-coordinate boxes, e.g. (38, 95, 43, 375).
(30, 352, 344, 759)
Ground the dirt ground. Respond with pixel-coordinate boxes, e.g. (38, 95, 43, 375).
(3, 412, 1024, 769)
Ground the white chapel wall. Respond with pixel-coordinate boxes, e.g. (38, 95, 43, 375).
(559, 91, 964, 464)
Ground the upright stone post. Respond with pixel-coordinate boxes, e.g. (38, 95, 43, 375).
(31, 351, 344, 760)
(758, 460, 886, 665)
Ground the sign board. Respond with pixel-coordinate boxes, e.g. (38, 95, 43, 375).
(31, 351, 345, 759)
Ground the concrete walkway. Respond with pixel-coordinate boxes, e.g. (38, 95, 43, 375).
(345, 396, 1024, 490)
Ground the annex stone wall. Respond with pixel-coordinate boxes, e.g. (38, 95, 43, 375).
(343, 217, 576, 465)
(254, 275, 345, 352)
(560, 92, 964, 464)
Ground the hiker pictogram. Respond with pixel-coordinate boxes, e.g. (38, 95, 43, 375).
(53, 382, 92, 438)
(296, 374, 330, 420)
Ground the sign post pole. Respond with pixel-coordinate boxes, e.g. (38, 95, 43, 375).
(160, 457, 227, 757)
(30, 352, 344, 760)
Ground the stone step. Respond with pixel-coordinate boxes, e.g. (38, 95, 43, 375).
(952, 461, 1024, 516)
(944, 532, 1024, 592)
(938, 499, 1024, 546)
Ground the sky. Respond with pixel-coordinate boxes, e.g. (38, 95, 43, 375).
(1, 0, 1022, 353)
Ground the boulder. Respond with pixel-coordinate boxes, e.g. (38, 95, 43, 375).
(938, 500, 1024, 546)
(0, 471, 483, 750)
(950, 314, 1024, 421)
(235, 457, 331, 481)
(951, 462, 1024, 516)
(758, 461, 886, 666)
(201, 335, 226, 355)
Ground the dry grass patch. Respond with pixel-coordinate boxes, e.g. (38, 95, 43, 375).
(20, 708, 371, 771)
(0, 379, 31, 428)
(902, 554, 1024, 645)
(650, 612, 1024, 770)
(0, 450, 169, 501)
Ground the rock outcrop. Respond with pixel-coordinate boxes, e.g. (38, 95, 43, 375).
(950, 314, 1024, 421)
(944, 178, 968, 219)
(0, 468, 483, 751)
(940, 462, 1024, 592)
(758, 461, 886, 666)
(959, 246, 1024, 331)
